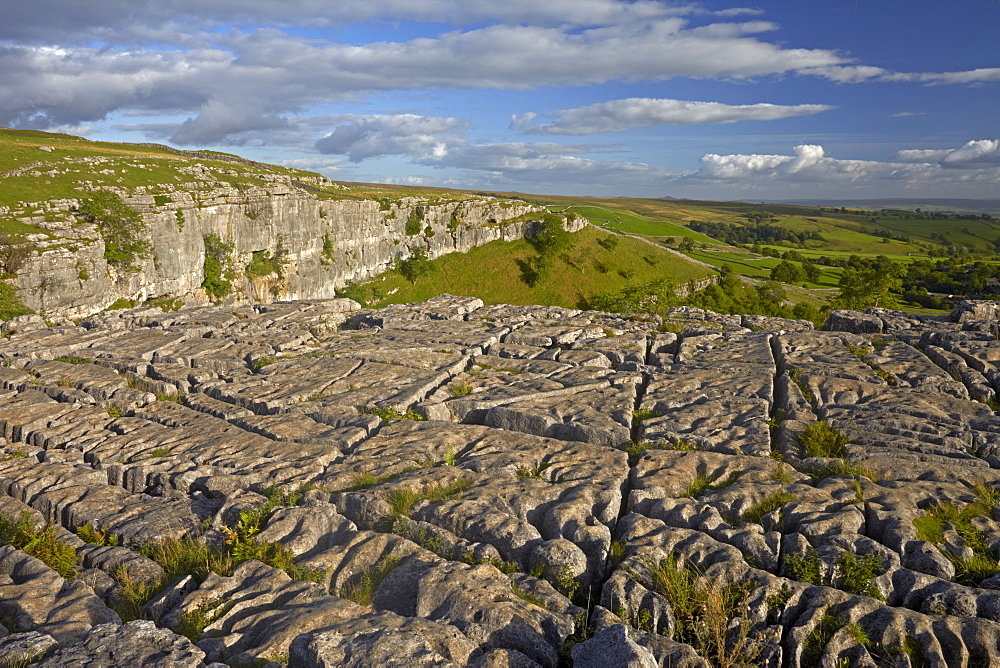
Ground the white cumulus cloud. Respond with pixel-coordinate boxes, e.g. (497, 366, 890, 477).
(940, 139, 1000, 168)
(315, 115, 470, 162)
(890, 148, 952, 162)
(693, 143, 917, 184)
(512, 97, 833, 135)
(674, 140, 1000, 198)
(696, 152, 792, 179)
(890, 140, 1000, 169)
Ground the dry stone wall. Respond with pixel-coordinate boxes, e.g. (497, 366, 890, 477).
(2, 297, 1000, 665)
(9, 175, 577, 318)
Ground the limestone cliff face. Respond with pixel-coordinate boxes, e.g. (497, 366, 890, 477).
(13, 181, 580, 318)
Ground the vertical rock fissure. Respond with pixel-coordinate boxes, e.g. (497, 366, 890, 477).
(766, 334, 799, 660)
(768, 334, 788, 458)
(589, 366, 652, 625)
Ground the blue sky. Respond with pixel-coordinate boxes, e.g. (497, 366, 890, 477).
(2, 1, 998, 200)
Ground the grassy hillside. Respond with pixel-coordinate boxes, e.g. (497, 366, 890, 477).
(345, 225, 714, 309)
(0, 128, 489, 213)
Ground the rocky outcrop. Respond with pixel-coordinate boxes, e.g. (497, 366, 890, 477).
(6, 170, 581, 318)
(1, 296, 1000, 665)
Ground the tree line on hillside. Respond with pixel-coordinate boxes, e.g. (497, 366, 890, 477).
(774, 254, 1000, 311)
(588, 265, 824, 326)
(688, 220, 823, 247)
(588, 252, 1000, 326)
(813, 255, 1000, 297)
(820, 207, 996, 222)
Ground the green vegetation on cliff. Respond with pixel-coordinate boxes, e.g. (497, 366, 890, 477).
(245, 239, 289, 279)
(0, 282, 33, 321)
(77, 191, 151, 271)
(202, 234, 235, 300)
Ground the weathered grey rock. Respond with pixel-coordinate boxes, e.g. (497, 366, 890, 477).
(0, 631, 58, 666)
(288, 612, 478, 667)
(34, 621, 206, 667)
(0, 546, 119, 644)
(823, 310, 883, 333)
(571, 624, 657, 667)
(952, 300, 1000, 323)
(165, 560, 366, 664)
(373, 559, 577, 666)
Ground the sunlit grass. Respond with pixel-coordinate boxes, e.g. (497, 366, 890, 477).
(360, 225, 713, 309)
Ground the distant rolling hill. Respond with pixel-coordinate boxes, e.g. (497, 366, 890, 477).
(769, 198, 1000, 214)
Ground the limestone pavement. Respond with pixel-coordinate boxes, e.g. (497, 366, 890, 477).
(1, 296, 1000, 666)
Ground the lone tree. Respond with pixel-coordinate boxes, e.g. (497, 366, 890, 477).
(528, 213, 572, 258)
(523, 213, 573, 286)
(396, 246, 432, 284)
(770, 260, 806, 284)
(833, 257, 905, 310)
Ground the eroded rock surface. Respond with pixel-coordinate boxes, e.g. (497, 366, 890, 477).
(2, 296, 1000, 666)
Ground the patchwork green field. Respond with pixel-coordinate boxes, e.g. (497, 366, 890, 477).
(526, 193, 1000, 258)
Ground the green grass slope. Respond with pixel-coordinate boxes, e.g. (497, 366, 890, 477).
(347, 225, 714, 309)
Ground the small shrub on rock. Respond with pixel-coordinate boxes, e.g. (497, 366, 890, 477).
(784, 547, 822, 585)
(797, 421, 848, 458)
(836, 551, 885, 600)
(201, 233, 235, 300)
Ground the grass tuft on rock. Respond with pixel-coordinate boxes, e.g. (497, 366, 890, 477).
(740, 491, 796, 526)
(643, 553, 762, 667)
(913, 487, 1000, 586)
(685, 471, 740, 499)
(387, 479, 472, 518)
(448, 381, 473, 397)
(175, 596, 235, 643)
(807, 458, 880, 483)
(339, 557, 402, 606)
(0, 511, 77, 578)
(359, 406, 426, 423)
